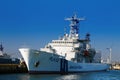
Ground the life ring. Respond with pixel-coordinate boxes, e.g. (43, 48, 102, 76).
(84, 50, 89, 56)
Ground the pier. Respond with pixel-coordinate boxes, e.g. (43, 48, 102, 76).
(0, 61, 28, 73)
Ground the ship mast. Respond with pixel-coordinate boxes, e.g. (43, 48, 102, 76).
(0, 43, 3, 52)
(65, 14, 85, 38)
(0, 43, 4, 55)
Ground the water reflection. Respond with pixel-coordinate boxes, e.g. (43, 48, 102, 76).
(0, 70, 120, 80)
(27, 71, 120, 80)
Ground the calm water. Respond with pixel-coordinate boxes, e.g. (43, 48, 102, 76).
(0, 70, 120, 80)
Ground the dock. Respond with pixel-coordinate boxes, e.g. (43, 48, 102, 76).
(0, 61, 28, 73)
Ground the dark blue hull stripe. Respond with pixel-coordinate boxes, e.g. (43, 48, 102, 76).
(29, 69, 108, 74)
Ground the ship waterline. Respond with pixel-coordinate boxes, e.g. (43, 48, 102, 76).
(19, 14, 110, 74)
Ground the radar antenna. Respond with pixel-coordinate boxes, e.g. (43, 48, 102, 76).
(86, 33, 90, 41)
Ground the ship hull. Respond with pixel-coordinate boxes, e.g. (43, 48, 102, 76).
(0, 58, 20, 64)
(19, 48, 109, 74)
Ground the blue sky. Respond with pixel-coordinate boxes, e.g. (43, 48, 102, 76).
(0, 0, 120, 61)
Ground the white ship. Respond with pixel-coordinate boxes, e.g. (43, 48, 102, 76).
(19, 14, 109, 74)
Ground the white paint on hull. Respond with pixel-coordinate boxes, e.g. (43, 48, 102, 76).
(19, 48, 109, 73)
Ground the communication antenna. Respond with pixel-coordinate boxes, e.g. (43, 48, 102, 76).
(65, 14, 85, 37)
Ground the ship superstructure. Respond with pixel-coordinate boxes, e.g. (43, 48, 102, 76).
(41, 14, 95, 63)
(19, 14, 109, 74)
(0, 43, 20, 64)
